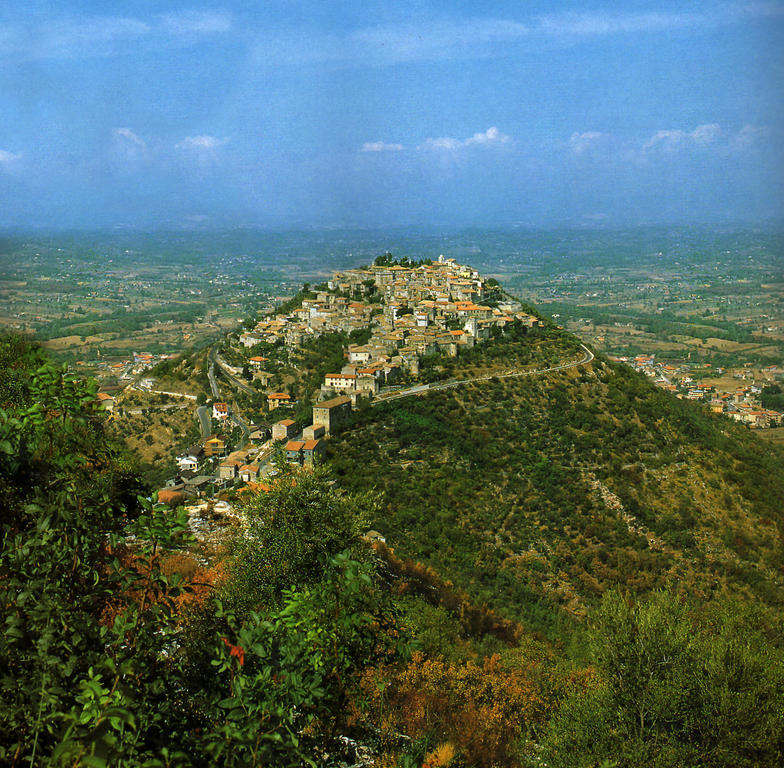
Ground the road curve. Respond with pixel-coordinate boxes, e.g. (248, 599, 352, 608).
(211, 348, 256, 396)
(373, 344, 594, 406)
(196, 405, 211, 439)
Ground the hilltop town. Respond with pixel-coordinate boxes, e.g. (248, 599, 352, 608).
(239, 254, 539, 398)
(83, 251, 784, 508)
(94, 255, 541, 504)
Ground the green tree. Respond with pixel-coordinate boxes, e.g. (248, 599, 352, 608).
(225, 467, 371, 611)
(535, 589, 784, 767)
(205, 553, 404, 767)
(0, 339, 406, 766)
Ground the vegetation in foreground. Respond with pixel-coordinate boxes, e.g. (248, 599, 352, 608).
(2, 334, 784, 767)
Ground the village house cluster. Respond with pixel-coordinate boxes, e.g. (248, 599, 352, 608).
(142, 256, 524, 500)
(614, 354, 783, 428)
(154, 255, 537, 496)
(241, 255, 540, 404)
(77, 350, 177, 402)
(166, 395, 354, 500)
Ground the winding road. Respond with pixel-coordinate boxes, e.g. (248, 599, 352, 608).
(229, 403, 251, 450)
(211, 349, 256, 396)
(201, 347, 255, 449)
(373, 344, 595, 406)
(196, 405, 211, 439)
(207, 361, 221, 400)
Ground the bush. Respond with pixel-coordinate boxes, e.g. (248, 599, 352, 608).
(224, 467, 371, 611)
(535, 589, 784, 767)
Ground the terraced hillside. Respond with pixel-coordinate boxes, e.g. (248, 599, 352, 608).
(328, 329, 784, 640)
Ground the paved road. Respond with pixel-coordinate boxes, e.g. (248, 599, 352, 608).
(229, 403, 251, 450)
(374, 344, 595, 405)
(211, 348, 256, 395)
(215, 352, 243, 376)
(207, 362, 221, 399)
(196, 405, 211, 439)
(203, 347, 255, 449)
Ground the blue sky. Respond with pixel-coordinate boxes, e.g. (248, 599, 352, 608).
(0, 1, 782, 228)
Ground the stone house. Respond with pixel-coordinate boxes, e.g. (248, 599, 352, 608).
(302, 439, 325, 465)
(272, 419, 298, 441)
(312, 396, 352, 435)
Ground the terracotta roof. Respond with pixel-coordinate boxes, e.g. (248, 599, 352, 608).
(314, 396, 351, 409)
(277, 419, 295, 426)
(285, 440, 305, 451)
(303, 439, 321, 450)
(156, 489, 185, 505)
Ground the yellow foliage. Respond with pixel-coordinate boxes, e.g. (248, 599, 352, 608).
(423, 742, 456, 767)
(359, 651, 590, 768)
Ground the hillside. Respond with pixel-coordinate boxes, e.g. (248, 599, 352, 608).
(4, 317, 784, 767)
(328, 325, 784, 641)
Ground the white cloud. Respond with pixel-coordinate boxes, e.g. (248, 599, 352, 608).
(0, 149, 21, 165)
(536, 4, 784, 39)
(257, 4, 784, 67)
(114, 127, 147, 149)
(360, 141, 405, 153)
(419, 136, 463, 151)
(567, 122, 771, 164)
(0, 11, 231, 60)
(35, 17, 151, 58)
(537, 11, 700, 37)
(351, 18, 529, 63)
(3, 4, 782, 64)
(643, 129, 689, 152)
(690, 123, 722, 145)
(569, 131, 608, 155)
(464, 126, 511, 146)
(69, 17, 151, 44)
(159, 11, 232, 35)
(643, 123, 723, 152)
(419, 126, 510, 151)
(325, 5, 784, 66)
(735, 123, 771, 147)
(176, 135, 228, 150)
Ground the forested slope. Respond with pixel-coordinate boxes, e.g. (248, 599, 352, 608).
(329, 331, 784, 640)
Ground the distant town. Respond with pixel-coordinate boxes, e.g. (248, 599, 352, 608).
(612, 354, 783, 428)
